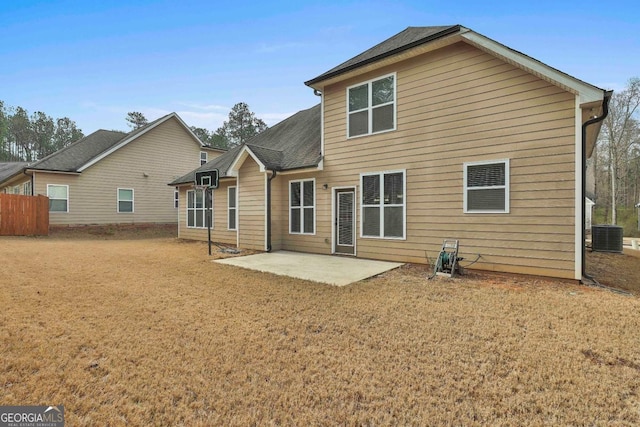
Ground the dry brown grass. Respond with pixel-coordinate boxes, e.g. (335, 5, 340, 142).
(1, 235, 639, 426)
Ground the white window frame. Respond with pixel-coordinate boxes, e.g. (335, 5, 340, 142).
(360, 170, 406, 240)
(346, 72, 397, 138)
(289, 178, 316, 235)
(117, 188, 134, 213)
(13, 185, 20, 194)
(174, 188, 179, 209)
(200, 151, 208, 166)
(23, 181, 31, 196)
(47, 184, 69, 213)
(228, 186, 237, 231)
(463, 159, 510, 214)
(186, 189, 207, 229)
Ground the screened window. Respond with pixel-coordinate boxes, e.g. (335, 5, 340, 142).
(361, 171, 405, 239)
(347, 74, 395, 137)
(228, 186, 237, 230)
(289, 179, 315, 234)
(47, 184, 68, 212)
(464, 159, 510, 213)
(200, 151, 208, 166)
(187, 189, 207, 228)
(117, 188, 134, 213)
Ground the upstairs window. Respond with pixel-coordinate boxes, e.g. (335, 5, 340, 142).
(200, 151, 208, 166)
(464, 159, 510, 213)
(117, 188, 134, 213)
(347, 73, 396, 137)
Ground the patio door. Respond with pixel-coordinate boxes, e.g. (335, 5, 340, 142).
(334, 188, 355, 255)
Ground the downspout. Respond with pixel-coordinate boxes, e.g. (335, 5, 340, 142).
(581, 90, 612, 281)
(266, 169, 277, 252)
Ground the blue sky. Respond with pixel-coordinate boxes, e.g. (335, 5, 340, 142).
(1, 0, 638, 135)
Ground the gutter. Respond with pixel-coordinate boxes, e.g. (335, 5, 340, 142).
(581, 90, 612, 281)
(266, 169, 278, 252)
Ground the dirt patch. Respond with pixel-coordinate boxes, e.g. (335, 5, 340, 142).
(1, 236, 639, 426)
(48, 223, 177, 240)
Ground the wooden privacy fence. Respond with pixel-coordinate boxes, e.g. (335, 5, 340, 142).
(0, 194, 49, 236)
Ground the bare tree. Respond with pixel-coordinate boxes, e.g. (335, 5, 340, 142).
(598, 78, 640, 224)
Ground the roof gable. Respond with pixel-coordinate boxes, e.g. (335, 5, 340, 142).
(170, 105, 322, 185)
(0, 162, 30, 184)
(24, 112, 211, 175)
(305, 26, 460, 86)
(305, 25, 606, 105)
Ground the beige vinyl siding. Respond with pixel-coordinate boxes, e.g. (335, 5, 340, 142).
(1, 176, 31, 195)
(33, 117, 216, 226)
(177, 180, 237, 245)
(238, 157, 266, 251)
(314, 41, 577, 279)
(278, 173, 331, 254)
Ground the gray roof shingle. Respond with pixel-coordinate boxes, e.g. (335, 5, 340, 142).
(169, 104, 321, 186)
(31, 130, 127, 172)
(0, 162, 30, 183)
(305, 25, 460, 86)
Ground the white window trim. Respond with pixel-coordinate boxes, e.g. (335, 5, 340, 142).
(200, 151, 208, 166)
(359, 169, 406, 240)
(346, 72, 397, 139)
(47, 184, 69, 213)
(289, 178, 316, 235)
(117, 188, 134, 213)
(23, 181, 31, 196)
(463, 159, 510, 214)
(228, 186, 237, 231)
(186, 189, 207, 229)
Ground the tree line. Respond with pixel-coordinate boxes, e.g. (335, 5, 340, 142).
(0, 101, 84, 162)
(593, 77, 640, 225)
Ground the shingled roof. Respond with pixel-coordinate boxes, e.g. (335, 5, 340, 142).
(170, 104, 321, 185)
(0, 162, 30, 183)
(31, 129, 127, 172)
(305, 25, 460, 86)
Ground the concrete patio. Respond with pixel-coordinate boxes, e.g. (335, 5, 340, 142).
(214, 251, 403, 286)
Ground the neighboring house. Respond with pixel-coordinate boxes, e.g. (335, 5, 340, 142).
(0, 113, 224, 226)
(170, 25, 610, 280)
(0, 162, 30, 194)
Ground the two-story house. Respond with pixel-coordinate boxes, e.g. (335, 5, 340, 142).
(170, 25, 610, 280)
(1, 112, 223, 227)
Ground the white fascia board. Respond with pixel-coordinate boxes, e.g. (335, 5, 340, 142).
(227, 146, 267, 176)
(461, 31, 604, 104)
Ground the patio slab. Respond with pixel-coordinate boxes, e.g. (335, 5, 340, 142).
(215, 251, 403, 286)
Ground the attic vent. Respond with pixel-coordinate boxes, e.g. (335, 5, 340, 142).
(592, 225, 623, 253)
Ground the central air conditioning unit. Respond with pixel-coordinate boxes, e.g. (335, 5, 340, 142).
(591, 225, 623, 253)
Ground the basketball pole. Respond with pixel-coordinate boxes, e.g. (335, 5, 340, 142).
(206, 187, 212, 256)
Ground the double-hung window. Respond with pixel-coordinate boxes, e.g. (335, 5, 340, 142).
(200, 151, 208, 166)
(47, 184, 69, 213)
(23, 181, 32, 196)
(464, 159, 510, 213)
(187, 189, 207, 228)
(117, 188, 134, 213)
(361, 171, 405, 239)
(289, 179, 315, 234)
(228, 186, 237, 230)
(347, 73, 396, 137)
